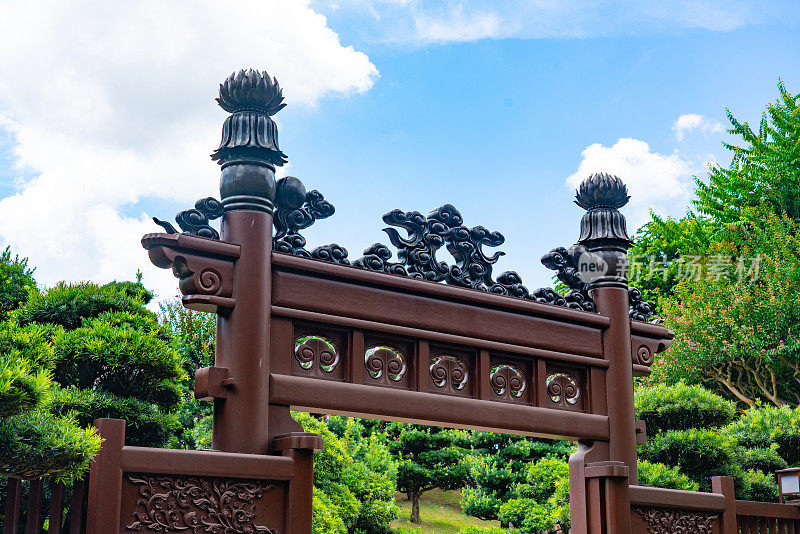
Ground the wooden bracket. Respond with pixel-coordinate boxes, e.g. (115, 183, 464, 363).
(142, 233, 240, 314)
(194, 366, 233, 401)
(585, 461, 630, 479)
(635, 419, 647, 445)
(272, 432, 325, 452)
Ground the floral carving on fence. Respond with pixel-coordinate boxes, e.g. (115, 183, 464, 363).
(126, 475, 275, 533)
(634, 507, 718, 534)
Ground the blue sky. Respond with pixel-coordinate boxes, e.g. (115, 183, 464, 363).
(0, 1, 798, 299)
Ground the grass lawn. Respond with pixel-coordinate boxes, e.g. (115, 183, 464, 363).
(391, 490, 500, 534)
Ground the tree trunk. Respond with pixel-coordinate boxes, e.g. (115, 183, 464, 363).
(410, 491, 422, 524)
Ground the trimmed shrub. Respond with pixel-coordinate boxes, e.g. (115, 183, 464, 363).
(639, 429, 743, 493)
(48, 387, 178, 448)
(722, 405, 800, 466)
(461, 485, 504, 521)
(635, 382, 736, 434)
(742, 469, 779, 503)
(15, 282, 140, 329)
(0, 409, 101, 481)
(637, 460, 699, 491)
(50, 311, 183, 411)
(738, 447, 788, 474)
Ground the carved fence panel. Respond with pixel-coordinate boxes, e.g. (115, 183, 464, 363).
(84, 419, 321, 534)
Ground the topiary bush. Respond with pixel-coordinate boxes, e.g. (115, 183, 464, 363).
(722, 405, 800, 466)
(6, 281, 185, 449)
(635, 382, 737, 434)
(15, 282, 139, 329)
(639, 429, 744, 494)
(741, 469, 779, 503)
(738, 447, 788, 474)
(637, 460, 699, 491)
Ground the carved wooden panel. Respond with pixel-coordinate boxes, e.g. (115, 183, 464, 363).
(362, 335, 413, 389)
(544, 365, 586, 412)
(121, 473, 287, 534)
(633, 506, 719, 534)
(291, 325, 346, 381)
(489, 359, 528, 404)
(428, 347, 473, 397)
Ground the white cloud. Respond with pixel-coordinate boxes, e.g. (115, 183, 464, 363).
(566, 138, 700, 227)
(673, 113, 725, 141)
(314, 0, 796, 45)
(0, 0, 377, 300)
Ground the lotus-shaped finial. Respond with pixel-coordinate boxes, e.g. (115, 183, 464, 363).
(574, 173, 630, 210)
(216, 69, 286, 115)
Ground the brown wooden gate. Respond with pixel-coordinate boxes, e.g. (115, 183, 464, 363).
(14, 67, 793, 534)
(135, 68, 671, 534)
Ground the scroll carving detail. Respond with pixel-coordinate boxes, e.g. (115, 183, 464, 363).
(153, 197, 225, 240)
(365, 346, 407, 383)
(430, 355, 469, 393)
(634, 506, 718, 534)
(546, 372, 581, 407)
(490, 364, 526, 400)
(125, 474, 275, 533)
(294, 335, 340, 373)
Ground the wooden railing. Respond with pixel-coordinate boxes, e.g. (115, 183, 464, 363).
(736, 500, 800, 533)
(2, 475, 87, 534)
(627, 476, 800, 534)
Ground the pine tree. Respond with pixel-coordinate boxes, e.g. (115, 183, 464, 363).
(388, 424, 469, 524)
(461, 432, 572, 524)
(9, 278, 185, 447)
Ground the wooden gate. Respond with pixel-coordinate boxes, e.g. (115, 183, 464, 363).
(136, 68, 670, 533)
(11, 68, 795, 533)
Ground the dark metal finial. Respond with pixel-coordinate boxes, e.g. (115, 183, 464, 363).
(573, 172, 632, 289)
(574, 172, 630, 210)
(216, 69, 286, 115)
(213, 68, 287, 213)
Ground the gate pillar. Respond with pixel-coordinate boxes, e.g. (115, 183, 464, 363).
(210, 70, 286, 454)
(574, 173, 638, 484)
(570, 443, 632, 534)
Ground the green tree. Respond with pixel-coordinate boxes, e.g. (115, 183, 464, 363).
(461, 433, 571, 524)
(388, 423, 469, 524)
(0, 247, 35, 318)
(159, 298, 216, 449)
(628, 81, 800, 308)
(695, 81, 800, 226)
(0, 251, 103, 481)
(10, 279, 185, 447)
(655, 213, 800, 408)
(0, 326, 101, 481)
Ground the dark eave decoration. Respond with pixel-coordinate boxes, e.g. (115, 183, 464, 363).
(150, 70, 657, 322)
